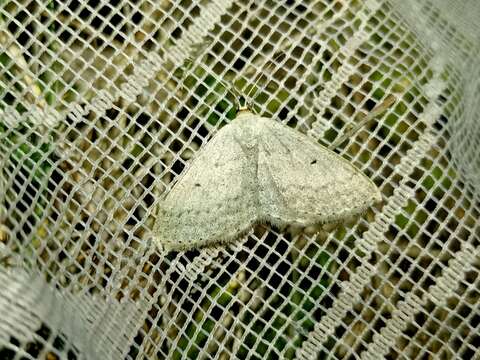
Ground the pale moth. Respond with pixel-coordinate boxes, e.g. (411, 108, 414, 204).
(154, 66, 392, 252)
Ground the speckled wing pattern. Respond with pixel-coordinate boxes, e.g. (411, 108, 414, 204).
(256, 116, 382, 226)
(154, 119, 260, 251)
(154, 110, 382, 251)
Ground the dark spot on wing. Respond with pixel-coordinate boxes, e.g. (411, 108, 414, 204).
(195, 183, 201, 187)
(310, 159, 317, 165)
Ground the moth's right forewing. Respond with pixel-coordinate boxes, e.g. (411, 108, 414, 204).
(257, 117, 382, 226)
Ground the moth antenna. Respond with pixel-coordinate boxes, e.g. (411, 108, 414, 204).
(329, 95, 396, 150)
(244, 51, 288, 109)
(182, 41, 241, 111)
(210, 77, 242, 110)
(183, 44, 289, 113)
(185, 66, 241, 110)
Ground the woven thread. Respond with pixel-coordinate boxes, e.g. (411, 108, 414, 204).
(1, 0, 480, 358)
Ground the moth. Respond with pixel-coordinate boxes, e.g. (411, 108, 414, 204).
(153, 94, 392, 251)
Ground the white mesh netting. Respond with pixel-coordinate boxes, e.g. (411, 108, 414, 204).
(1, 0, 480, 359)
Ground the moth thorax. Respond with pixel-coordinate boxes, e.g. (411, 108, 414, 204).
(236, 108, 254, 120)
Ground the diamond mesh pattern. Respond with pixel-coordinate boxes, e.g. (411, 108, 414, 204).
(1, 0, 479, 359)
